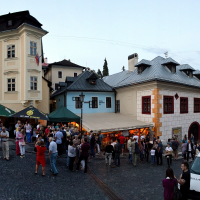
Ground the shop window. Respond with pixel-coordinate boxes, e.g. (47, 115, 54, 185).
(194, 98, 200, 113)
(30, 77, 37, 90)
(7, 45, 15, 58)
(180, 97, 188, 113)
(106, 97, 111, 108)
(30, 42, 37, 55)
(75, 97, 82, 109)
(116, 100, 120, 113)
(92, 97, 98, 108)
(163, 96, 174, 114)
(58, 71, 62, 78)
(142, 96, 151, 114)
(7, 78, 15, 91)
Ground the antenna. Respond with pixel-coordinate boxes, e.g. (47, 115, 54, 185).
(164, 52, 168, 58)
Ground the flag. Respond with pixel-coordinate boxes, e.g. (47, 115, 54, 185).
(35, 54, 39, 66)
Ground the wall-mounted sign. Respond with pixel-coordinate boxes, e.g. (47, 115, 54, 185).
(99, 100, 105, 105)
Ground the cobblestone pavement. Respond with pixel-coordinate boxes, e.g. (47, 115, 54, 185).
(0, 142, 193, 200)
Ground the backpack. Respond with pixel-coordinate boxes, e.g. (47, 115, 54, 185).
(135, 142, 140, 154)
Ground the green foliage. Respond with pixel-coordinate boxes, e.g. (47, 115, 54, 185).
(102, 58, 109, 77)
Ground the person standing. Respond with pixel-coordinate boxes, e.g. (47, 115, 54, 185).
(145, 141, 150, 163)
(127, 138, 133, 163)
(45, 126, 50, 150)
(119, 134, 125, 155)
(68, 141, 76, 172)
(150, 148, 155, 165)
(90, 132, 96, 158)
(48, 137, 58, 175)
(186, 139, 194, 161)
(181, 140, 187, 161)
(105, 141, 114, 166)
(0, 127, 9, 161)
(157, 139, 163, 165)
(131, 138, 138, 167)
(165, 143, 173, 168)
(18, 129, 25, 158)
(55, 128, 63, 156)
(190, 133, 194, 144)
(36, 122, 41, 131)
(15, 125, 21, 155)
(172, 138, 178, 160)
(112, 139, 121, 167)
(162, 168, 177, 200)
(176, 161, 190, 200)
(96, 133, 101, 155)
(133, 132, 139, 143)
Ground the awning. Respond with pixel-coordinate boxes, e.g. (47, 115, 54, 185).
(48, 106, 80, 123)
(0, 104, 15, 117)
(9, 106, 49, 120)
(78, 113, 154, 132)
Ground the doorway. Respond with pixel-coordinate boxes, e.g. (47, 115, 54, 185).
(188, 122, 200, 143)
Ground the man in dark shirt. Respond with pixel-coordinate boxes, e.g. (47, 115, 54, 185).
(176, 161, 190, 200)
(112, 139, 122, 167)
(105, 141, 114, 166)
(90, 133, 96, 158)
(157, 139, 163, 165)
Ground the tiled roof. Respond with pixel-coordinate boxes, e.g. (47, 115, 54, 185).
(51, 71, 114, 98)
(0, 11, 44, 32)
(135, 59, 151, 67)
(103, 56, 200, 89)
(48, 59, 85, 69)
(179, 64, 195, 71)
(161, 57, 180, 65)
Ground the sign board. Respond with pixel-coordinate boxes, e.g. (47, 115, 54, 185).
(172, 127, 182, 143)
(122, 130, 129, 137)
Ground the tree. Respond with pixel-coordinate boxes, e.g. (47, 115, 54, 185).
(102, 58, 109, 77)
(97, 69, 102, 78)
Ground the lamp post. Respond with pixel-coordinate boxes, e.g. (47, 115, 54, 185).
(79, 92, 85, 137)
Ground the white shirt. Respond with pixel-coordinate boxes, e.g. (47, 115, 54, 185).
(1, 131, 9, 141)
(49, 141, 57, 153)
(133, 135, 139, 143)
(111, 142, 116, 147)
(68, 145, 76, 157)
(188, 143, 191, 151)
(55, 131, 63, 144)
(37, 125, 40, 130)
(165, 147, 173, 152)
(140, 135, 145, 140)
(151, 149, 155, 156)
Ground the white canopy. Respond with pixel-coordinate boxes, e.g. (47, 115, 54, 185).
(78, 113, 154, 133)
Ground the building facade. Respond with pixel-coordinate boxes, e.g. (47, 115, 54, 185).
(104, 54, 200, 143)
(0, 11, 49, 113)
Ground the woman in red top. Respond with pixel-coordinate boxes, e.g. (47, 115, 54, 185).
(35, 141, 46, 176)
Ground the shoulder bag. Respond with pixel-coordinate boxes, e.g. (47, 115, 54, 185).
(173, 180, 182, 200)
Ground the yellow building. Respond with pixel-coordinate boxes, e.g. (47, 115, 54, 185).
(0, 10, 50, 113)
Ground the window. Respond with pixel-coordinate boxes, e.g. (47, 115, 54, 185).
(58, 71, 62, 78)
(7, 45, 15, 58)
(7, 78, 15, 91)
(30, 42, 37, 56)
(92, 97, 98, 108)
(74, 73, 77, 77)
(75, 97, 82, 109)
(106, 97, 111, 108)
(180, 97, 188, 113)
(163, 96, 174, 114)
(30, 77, 37, 90)
(116, 100, 120, 113)
(194, 98, 200, 113)
(8, 20, 12, 26)
(55, 83, 59, 90)
(142, 96, 151, 114)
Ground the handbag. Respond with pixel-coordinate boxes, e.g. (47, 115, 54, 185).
(173, 181, 182, 200)
(21, 142, 26, 146)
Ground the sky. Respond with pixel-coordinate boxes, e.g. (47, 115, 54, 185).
(1, 0, 200, 75)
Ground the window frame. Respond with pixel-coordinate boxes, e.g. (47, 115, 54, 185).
(194, 98, 200, 113)
(163, 95, 174, 114)
(7, 44, 15, 58)
(7, 78, 16, 92)
(142, 96, 151, 114)
(180, 97, 188, 114)
(58, 71, 62, 78)
(116, 100, 120, 113)
(106, 97, 112, 108)
(92, 97, 98, 109)
(30, 76, 38, 91)
(74, 73, 77, 77)
(30, 41, 37, 56)
(75, 97, 82, 109)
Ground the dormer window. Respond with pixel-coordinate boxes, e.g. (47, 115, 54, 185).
(161, 57, 179, 73)
(87, 72, 98, 85)
(90, 80, 96, 85)
(135, 59, 151, 74)
(8, 20, 12, 26)
(179, 64, 195, 78)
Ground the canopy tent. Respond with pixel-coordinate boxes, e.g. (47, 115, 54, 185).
(0, 104, 15, 117)
(48, 106, 80, 123)
(9, 106, 49, 120)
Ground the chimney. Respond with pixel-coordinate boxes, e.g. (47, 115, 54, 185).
(128, 53, 138, 72)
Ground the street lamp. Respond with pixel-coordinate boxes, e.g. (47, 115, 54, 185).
(79, 92, 85, 136)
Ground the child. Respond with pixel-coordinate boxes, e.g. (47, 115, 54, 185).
(150, 148, 156, 164)
(35, 141, 46, 176)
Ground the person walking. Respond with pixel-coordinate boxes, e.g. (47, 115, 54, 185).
(18, 129, 25, 158)
(181, 140, 187, 161)
(105, 141, 114, 166)
(48, 137, 58, 176)
(119, 134, 125, 155)
(35, 141, 46, 176)
(68, 141, 76, 172)
(162, 168, 177, 200)
(0, 126, 9, 161)
(127, 138, 133, 163)
(157, 139, 163, 165)
(165, 143, 173, 168)
(176, 161, 190, 200)
(96, 133, 101, 155)
(55, 128, 63, 156)
(15, 125, 21, 156)
(112, 139, 121, 167)
(131, 138, 138, 167)
(186, 139, 194, 161)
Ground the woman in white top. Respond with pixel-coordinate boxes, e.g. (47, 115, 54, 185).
(165, 143, 173, 168)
